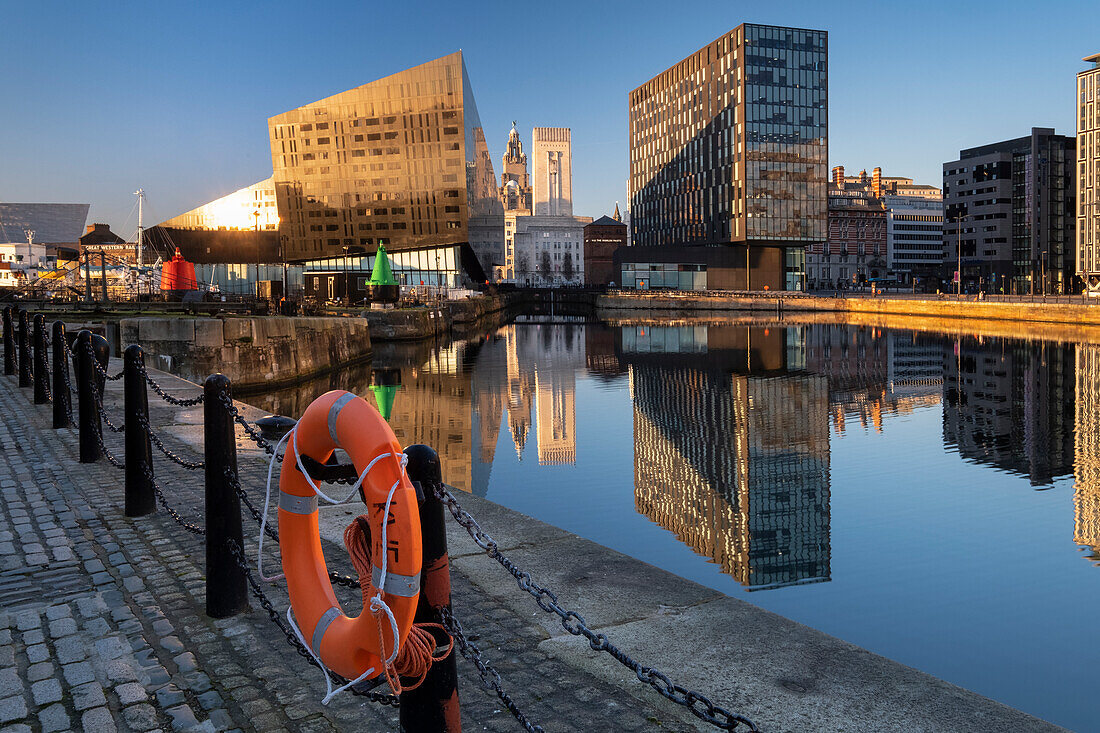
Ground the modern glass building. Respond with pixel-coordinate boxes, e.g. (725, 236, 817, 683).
(268, 51, 502, 265)
(625, 23, 828, 291)
(1078, 53, 1100, 291)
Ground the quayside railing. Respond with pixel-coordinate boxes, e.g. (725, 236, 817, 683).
(1, 304, 758, 733)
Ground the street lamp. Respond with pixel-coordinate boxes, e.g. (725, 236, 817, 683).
(253, 208, 261, 299)
(342, 245, 351, 306)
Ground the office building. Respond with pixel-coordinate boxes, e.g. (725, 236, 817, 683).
(508, 214, 590, 286)
(583, 213, 627, 286)
(885, 194, 943, 287)
(943, 128, 1075, 293)
(1077, 54, 1100, 291)
(624, 23, 827, 291)
(156, 51, 503, 294)
(532, 128, 573, 216)
(808, 167, 941, 289)
(0, 203, 89, 246)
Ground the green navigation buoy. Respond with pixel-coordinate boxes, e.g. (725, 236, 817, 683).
(370, 244, 398, 286)
(370, 384, 399, 421)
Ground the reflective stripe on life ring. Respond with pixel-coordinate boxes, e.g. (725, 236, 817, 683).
(278, 390, 422, 681)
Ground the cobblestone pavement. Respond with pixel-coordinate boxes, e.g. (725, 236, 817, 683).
(0, 361, 704, 732)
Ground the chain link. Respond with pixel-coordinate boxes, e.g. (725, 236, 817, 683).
(89, 350, 124, 381)
(219, 392, 283, 461)
(439, 607, 544, 733)
(81, 342, 125, 432)
(138, 362, 205, 407)
(134, 410, 204, 469)
(433, 483, 759, 732)
(221, 465, 360, 588)
(141, 458, 205, 535)
(38, 327, 52, 402)
(91, 417, 125, 469)
(224, 538, 399, 707)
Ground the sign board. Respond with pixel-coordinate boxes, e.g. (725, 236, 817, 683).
(953, 270, 960, 283)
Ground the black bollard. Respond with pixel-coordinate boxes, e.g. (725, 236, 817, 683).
(75, 330, 100, 462)
(400, 444, 461, 733)
(203, 374, 248, 618)
(52, 322, 71, 429)
(2, 306, 14, 376)
(17, 310, 31, 388)
(32, 314, 48, 404)
(124, 345, 155, 517)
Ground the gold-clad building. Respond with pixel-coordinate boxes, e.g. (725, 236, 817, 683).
(267, 51, 503, 264)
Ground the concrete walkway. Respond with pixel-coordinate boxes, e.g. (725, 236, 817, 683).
(0, 363, 1067, 732)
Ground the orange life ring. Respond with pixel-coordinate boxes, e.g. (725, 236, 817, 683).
(278, 390, 422, 682)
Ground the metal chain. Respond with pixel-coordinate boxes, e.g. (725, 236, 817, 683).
(221, 466, 360, 588)
(219, 392, 283, 461)
(134, 410, 204, 469)
(439, 606, 544, 733)
(224, 538, 398, 707)
(83, 343, 124, 432)
(138, 362, 204, 406)
(89, 351, 124, 381)
(91, 419, 126, 469)
(140, 459, 205, 535)
(38, 328, 52, 402)
(433, 483, 759, 732)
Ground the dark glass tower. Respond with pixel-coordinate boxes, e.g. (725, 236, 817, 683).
(626, 23, 827, 291)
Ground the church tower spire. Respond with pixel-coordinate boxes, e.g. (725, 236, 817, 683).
(499, 121, 532, 214)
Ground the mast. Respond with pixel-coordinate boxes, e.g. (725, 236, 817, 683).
(134, 188, 145, 268)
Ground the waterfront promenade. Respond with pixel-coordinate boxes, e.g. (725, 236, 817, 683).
(0, 360, 1064, 731)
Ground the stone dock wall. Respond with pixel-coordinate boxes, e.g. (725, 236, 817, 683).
(598, 290, 1100, 326)
(118, 316, 371, 391)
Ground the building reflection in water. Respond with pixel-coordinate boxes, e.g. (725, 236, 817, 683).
(622, 324, 832, 591)
(247, 319, 1100, 581)
(943, 337, 1075, 487)
(1075, 344, 1100, 563)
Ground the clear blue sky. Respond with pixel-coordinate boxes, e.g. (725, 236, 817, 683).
(1, 0, 1096, 237)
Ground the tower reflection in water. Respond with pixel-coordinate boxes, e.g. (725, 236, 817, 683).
(247, 320, 1100, 583)
(622, 324, 832, 591)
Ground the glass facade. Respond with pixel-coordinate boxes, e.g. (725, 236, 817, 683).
(743, 24, 828, 242)
(1077, 55, 1100, 285)
(268, 51, 502, 262)
(628, 23, 827, 250)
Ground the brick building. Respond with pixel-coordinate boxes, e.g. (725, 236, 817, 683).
(583, 211, 626, 286)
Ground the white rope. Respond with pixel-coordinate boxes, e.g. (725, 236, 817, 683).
(258, 427, 295, 582)
(291, 426, 394, 506)
(286, 606, 375, 705)
(369, 454, 408, 666)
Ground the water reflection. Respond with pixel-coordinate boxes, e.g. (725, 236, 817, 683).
(246, 319, 1100, 729)
(246, 320, 1100, 573)
(622, 325, 831, 591)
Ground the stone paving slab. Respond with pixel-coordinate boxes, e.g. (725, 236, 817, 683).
(0, 359, 707, 732)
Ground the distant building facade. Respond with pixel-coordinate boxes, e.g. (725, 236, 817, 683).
(499, 122, 532, 215)
(885, 194, 943, 287)
(583, 214, 627, 286)
(0, 203, 89, 246)
(532, 127, 573, 216)
(808, 167, 941, 289)
(943, 128, 1076, 294)
(156, 52, 504, 290)
(509, 215, 590, 286)
(625, 23, 827, 291)
(1077, 54, 1100, 292)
